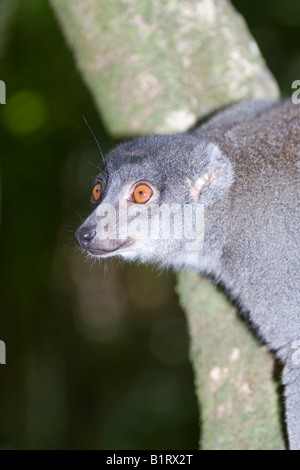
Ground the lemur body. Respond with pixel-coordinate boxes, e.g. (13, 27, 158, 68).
(75, 99, 300, 449)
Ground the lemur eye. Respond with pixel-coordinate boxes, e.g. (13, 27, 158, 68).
(133, 183, 153, 204)
(92, 183, 101, 201)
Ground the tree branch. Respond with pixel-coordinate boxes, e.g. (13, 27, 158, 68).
(50, 0, 283, 449)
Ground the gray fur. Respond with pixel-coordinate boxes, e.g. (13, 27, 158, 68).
(75, 99, 300, 449)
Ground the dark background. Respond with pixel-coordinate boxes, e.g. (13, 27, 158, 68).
(0, 0, 299, 449)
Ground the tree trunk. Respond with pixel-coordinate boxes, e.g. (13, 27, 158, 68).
(50, 0, 284, 449)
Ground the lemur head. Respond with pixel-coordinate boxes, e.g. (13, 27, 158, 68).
(75, 134, 233, 267)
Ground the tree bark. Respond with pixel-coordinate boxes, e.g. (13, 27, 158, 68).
(50, 0, 284, 449)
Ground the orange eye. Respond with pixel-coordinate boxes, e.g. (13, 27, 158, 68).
(92, 183, 101, 201)
(133, 183, 153, 204)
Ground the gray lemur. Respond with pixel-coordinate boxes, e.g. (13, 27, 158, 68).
(75, 99, 300, 450)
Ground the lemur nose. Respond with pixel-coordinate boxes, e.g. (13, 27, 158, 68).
(75, 228, 96, 249)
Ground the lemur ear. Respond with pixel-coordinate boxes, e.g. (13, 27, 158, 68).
(188, 143, 234, 204)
